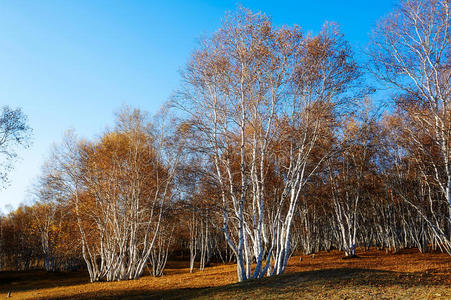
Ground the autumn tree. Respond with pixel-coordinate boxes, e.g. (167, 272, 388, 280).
(368, 0, 451, 250)
(175, 7, 360, 281)
(327, 101, 384, 257)
(32, 164, 82, 272)
(43, 107, 184, 281)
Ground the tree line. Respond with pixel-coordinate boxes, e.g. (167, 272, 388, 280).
(0, 0, 449, 283)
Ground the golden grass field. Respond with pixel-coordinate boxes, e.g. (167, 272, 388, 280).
(0, 248, 450, 299)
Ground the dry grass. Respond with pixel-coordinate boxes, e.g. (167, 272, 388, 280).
(0, 248, 450, 299)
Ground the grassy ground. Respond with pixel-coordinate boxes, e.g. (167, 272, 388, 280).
(0, 248, 450, 299)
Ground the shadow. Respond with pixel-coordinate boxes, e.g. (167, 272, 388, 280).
(39, 268, 451, 300)
(0, 270, 89, 294)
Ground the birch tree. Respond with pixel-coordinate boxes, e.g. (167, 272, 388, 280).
(368, 0, 451, 245)
(175, 7, 359, 281)
(0, 106, 31, 188)
(382, 104, 451, 254)
(328, 105, 383, 257)
(45, 107, 183, 281)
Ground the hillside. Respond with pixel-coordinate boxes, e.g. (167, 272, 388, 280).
(1, 248, 450, 299)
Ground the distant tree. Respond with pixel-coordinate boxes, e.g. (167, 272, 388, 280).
(0, 106, 31, 188)
(327, 100, 383, 257)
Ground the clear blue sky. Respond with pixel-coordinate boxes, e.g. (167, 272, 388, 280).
(0, 0, 396, 212)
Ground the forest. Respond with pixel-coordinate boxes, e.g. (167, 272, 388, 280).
(0, 0, 449, 296)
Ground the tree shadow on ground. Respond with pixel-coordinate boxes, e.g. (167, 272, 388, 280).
(39, 267, 451, 300)
(0, 270, 89, 294)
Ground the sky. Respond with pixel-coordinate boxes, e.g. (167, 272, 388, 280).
(0, 0, 397, 213)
